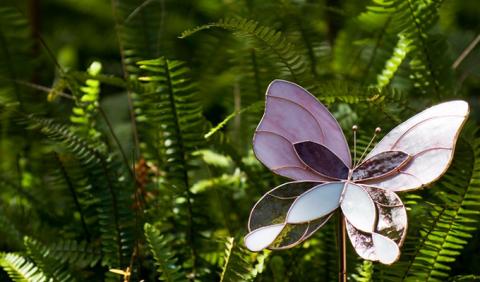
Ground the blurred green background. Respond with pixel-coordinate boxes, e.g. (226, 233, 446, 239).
(0, 0, 480, 281)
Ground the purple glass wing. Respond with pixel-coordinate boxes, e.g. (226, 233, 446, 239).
(245, 181, 336, 251)
(345, 185, 407, 264)
(253, 80, 351, 181)
(351, 151, 410, 181)
(364, 101, 469, 191)
(294, 141, 349, 179)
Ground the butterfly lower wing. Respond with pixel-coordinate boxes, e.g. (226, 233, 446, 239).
(360, 101, 469, 191)
(345, 185, 407, 264)
(253, 80, 351, 181)
(245, 181, 342, 251)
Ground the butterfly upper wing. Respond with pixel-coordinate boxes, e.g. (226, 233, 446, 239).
(358, 100, 469, 191)
(253, 80, 351, 181)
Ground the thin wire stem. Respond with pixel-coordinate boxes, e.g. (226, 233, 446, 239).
(356, 131, 379, 166)
(338, 211, 347, 282)
(353, 127, 357, 166)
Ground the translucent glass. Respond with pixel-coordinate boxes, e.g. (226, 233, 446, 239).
(244, 224, 285, 252)
(294, 141, 349, 179)
(352, 151, 409, 181)
(368, 100, 468, 157)
(265, 80, 351, 166)
(364, 100, 469, 191)
(345, 221, 377, 261)
(341, 183, 376, 232)
(372, 233, 400, 264)
(254, 131, 327, 181)
(286, 182, 344, 223)
(249, 182, 317, 230)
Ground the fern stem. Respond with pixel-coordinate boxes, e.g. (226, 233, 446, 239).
(361, 16, 392, 85)
(163, 60, 198, 275)
(98, 106, 134, 179)
(405, 0, 440, 97)
(99, 156, 124, 266)
(110, 0, 141, 158)
(297, 18, 318, 78)
(55, 153, 91, 242)
(250, 49, 262, 99)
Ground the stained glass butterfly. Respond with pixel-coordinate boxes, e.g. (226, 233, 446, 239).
(244, 80, 469, 264)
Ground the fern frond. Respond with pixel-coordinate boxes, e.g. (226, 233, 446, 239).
(144, 223, 187, 282)
(352, 260, 374, 282)
(111, 0, 163, 74)
(180, 17, 313, 87)
(136, 57, 206, 187)
(0, 252, 48, 282)
(69, 61, 103, 146)
(219, 237, 253, 282)
(24, 237, 74, 282)
(360, 0, 453, 95)
(25, 116, 135, 267)
(375, 34, 411, 89)
(42, 239, 101, 269)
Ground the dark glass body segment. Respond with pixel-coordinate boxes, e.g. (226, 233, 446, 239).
(352, 151, 410, 181)
(294, 141, 349, 179)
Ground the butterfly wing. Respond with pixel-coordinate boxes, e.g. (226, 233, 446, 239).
(344, 184, 407, 264)
(245, 181, 344, 251)
(253, 80, 351, 181)
(357, 100, 469, 191)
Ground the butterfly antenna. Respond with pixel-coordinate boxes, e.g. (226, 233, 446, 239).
(352, 125, 358, 166)
(357, 127, 381, 165)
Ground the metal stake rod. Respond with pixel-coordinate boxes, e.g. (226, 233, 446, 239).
(338, 211, 347, 282)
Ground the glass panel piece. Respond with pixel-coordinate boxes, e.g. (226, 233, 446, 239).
(362, 186, 407, 244)
(269, 224, 309, 249)
(294, 141, 349, 179)
(262, 80, 351, 166)
(367, 101, 468, 158)
(286, 182, 344, 223)
(249, 182, 319, 230)
(352, 151, 410, 181)
(254, 131, 328, 181)
(244, 224, 285, 252)
(362, 186, 401, 206)
(269, 213, 335, 250)
(372, 233, 400, 264)
(364, 100, 469, 191)
(365, 148, 452, 192)
(341, 183, 376, 232)
(345, 221, 377, 261)
(300, 213, 334, 243)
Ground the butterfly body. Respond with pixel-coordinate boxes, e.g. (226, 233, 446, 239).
(245, 79, 469, 264)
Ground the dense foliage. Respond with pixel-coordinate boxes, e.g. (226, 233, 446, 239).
(0, 0, 479, 281)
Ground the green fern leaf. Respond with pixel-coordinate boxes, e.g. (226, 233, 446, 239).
(144, 223, 188, 282)
(24, 237, 74, 282)
(0, 252, 48, 282)
(219, 237, 254, 282)
(180, 17, 314, 87)
(25, 116, 135, 268)
(69, 61, 104, 146)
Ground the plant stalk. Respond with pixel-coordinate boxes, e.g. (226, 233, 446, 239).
(338, 211, 347, 282)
